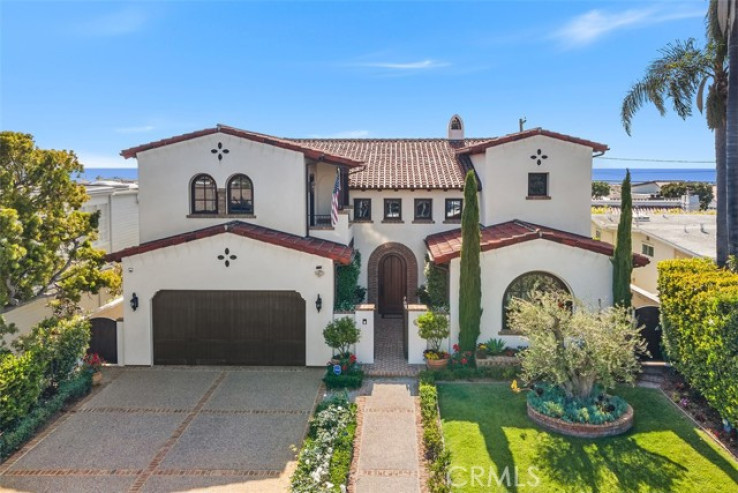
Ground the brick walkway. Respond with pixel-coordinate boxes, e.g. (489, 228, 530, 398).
(349, 382, 426, 493)
(363, 317, 424, 377)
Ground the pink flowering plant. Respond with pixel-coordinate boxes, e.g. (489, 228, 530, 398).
(448, 344, 475, 368)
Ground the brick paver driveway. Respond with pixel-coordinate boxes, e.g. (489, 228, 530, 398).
(0, 367, 323, 493)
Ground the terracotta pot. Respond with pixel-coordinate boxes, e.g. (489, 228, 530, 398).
(92, 372, 103, 386)
(426, 358, 450, 371)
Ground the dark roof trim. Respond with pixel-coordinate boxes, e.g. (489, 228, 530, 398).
(120, 125, 364, 168)
(455, 128, 609, 155)
(106, 221, 353, 265)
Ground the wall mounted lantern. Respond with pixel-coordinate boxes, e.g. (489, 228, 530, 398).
(315, 265, 324, 277)
(315, 294, 322, 312)
(130, 292, 139, 311)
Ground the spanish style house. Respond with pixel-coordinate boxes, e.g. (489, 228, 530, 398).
(108, 116, 647, 366)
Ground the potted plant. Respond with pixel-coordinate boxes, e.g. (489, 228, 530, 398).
(83, 353, 104, 385)
(323, 316, 361, 364)
(475, 342, 489, 360)
(415, 311, 450, 370)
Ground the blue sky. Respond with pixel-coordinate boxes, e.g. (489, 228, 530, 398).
(1, 0, 715, 169)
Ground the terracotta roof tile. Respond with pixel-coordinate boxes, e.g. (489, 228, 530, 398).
(455, 127, 609, 155)
(425, 220, 649, 267)
(106, 221, 353, 265)
(120, 125, 363, 168)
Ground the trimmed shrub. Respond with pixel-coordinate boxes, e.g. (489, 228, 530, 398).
(323, 317, 361, 357)
(0, 371, 91, 458)
(419, 382, 451, 493)
(418, 365, 521, 383)
(291, 394, 357, 493)
(0, 350, 46, 430)
(658, 258, 738, 426)
(323, 365, 364, 390)
(417, 257, 448, 310)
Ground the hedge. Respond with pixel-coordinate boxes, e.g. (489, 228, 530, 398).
(658, 258, 738, 426)
(0, 371, 91, 459)
(419, 382, 451, 493)
(0, 350, 47, 429)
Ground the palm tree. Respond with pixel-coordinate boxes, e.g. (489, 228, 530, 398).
(718, 0, 738, 258)
(621, 3, 728, 265)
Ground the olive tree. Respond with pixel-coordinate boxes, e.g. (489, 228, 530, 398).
(508, 292, 647, 400)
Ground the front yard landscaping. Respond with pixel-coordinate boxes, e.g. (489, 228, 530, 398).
(438, 383, 738, 492)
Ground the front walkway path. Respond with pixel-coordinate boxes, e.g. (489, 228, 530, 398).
(363, 317, 424, 377)
(350, 381, 425, 493)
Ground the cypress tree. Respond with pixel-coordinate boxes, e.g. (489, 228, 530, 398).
(612, 169, 633, 307)
(458, 170, 482, 351)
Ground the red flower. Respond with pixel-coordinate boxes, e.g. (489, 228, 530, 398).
(349, 354, 357, 362)
(342, 365, 347, 371)
(461, 358, 468, 365)
(453, 344, 460, 352)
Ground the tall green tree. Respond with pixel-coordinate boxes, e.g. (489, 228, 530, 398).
(458, 170, 481, 351)
(612, 170, 633, 308)
(622, 3, 728, 264)
(0, 132, 118, 315)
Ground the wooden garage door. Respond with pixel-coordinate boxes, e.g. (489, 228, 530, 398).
(152, 290, 306, 365)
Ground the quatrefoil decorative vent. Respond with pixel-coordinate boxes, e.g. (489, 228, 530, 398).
(530, 149, 548, 165)
(217, 248, 237, 267)
(211, 142, 230, 161)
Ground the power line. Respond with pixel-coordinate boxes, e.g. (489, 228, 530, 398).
(596, 157, 715, 164)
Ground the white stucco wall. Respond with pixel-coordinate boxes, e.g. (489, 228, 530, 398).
(348, 189, 466, 290)
(136, 133, 308, 243)
(110, 191, 140, 253)
(480, 136, 594, 236)
(448, 239, 613, 349)
(119, 233, 337, 366)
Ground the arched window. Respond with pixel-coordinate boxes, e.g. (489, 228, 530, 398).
(227, 174, 253, 214)
(502, 271, 570, 331)
(191, 174, 217, 214)
(450, 117, 462, 130)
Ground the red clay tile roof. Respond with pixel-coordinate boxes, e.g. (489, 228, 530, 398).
(106, 221, 353, 264)
(425, 220, 649, 267)
(289, 138, 488, 190)
(120, 125, 363, 168)
(455, 128, 609, 155)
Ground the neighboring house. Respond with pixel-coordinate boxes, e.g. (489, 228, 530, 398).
(631, 181, 670, 196)
(108, 117, 647, 367)
(2, 182, 139, 340)
(591, 212, 716, 307)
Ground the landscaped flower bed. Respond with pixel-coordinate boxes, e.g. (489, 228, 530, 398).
(323, 352, 364, 389)
(291, 395, 357, 493)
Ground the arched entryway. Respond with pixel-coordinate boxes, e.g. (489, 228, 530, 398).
(379, 254, 407, 315)
(367, 243, 418, 317)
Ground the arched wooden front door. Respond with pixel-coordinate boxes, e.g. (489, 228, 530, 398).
(379, 253, 406, 316)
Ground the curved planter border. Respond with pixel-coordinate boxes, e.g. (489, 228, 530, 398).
(527, 402, 634, 438)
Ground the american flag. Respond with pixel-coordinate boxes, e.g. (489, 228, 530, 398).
(331, 169, 341, 227)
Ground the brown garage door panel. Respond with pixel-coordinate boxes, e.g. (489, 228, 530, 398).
(153, 290, 306, 366)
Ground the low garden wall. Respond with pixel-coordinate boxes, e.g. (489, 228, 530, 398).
(527, 403, 634, 438)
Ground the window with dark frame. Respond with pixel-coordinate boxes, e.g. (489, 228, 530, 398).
(641, 243, 654, 257)
(191, 174, 218, 214)
(384, 198, 402, 220)
(503, 272, 569, 332)
(528, 173, 549, 197)
(227, 174, 254, 214)
(445, 199, 463, 220)
(414, 199, 432, 221)
(354, 198, 371, 220)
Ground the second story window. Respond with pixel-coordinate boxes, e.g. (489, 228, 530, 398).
(228, 174, 254, 214)
(191, 174, 217, 214)
(354, 198, 371, 221)
(414, 199, 432, 221)
(384, 198, 402, 221)
(641, 243, 654, 257)
(445, 199, 463, 221)
(528, 173, 549, 198)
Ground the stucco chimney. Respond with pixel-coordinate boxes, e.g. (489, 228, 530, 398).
(448, 115, 464, 141)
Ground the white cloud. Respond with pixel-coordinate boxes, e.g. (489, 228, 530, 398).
(115, 125, 155, 134)
(357, 59, 450, 70)
(76, 8, 148, 37)
(554, 7, 704, 48)
(77, 152, 134, 169)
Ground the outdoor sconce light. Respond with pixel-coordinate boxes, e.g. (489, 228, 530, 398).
(315, 265, 325, 277)
(130, 293, 139, 311)
(315, 294, 322, 312)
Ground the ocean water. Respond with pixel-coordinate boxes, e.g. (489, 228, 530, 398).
(76, 167, 717, 184)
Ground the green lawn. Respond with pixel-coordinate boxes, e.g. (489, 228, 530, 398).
(438, 383, 738, 493)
